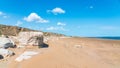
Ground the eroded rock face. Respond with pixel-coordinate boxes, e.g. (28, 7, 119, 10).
(0, 37, 15, 49)
(18, 32, 44, 46)
(27, 36, 43, 46)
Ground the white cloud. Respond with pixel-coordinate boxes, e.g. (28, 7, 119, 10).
(3, 15, 9, 18)
(0, 11, 9, 18)
(23, 13, 49, 23)
(47, 7, 65, 15)
(16, 21, 23, 26)
(0, 11, 4, 16)
(46, 26, 57, 30)
(46, 26, 66, 31)
(46, 22, 67, 31)
(57, 22, 66, 26)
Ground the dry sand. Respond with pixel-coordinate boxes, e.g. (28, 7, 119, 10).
(1, 37, 120, 68)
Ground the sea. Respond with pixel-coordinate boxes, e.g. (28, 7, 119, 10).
(91, 37, 120, 40)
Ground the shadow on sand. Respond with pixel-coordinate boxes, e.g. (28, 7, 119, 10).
(38, 43, 49, 48)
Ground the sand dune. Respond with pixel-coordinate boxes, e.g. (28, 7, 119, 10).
(7, 37, 120, 68)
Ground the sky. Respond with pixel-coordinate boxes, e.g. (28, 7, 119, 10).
(0, 0, 120, 37)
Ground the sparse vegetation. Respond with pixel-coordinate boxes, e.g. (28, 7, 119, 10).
(0, 24, 65, 37)
(0, 31, 1, 36)
(43, 32, 65, 37)
(0, 24, 37, 36)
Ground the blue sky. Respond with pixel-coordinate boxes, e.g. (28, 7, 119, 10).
(0, 0, 120, 37)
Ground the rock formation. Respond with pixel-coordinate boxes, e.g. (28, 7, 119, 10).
(18, 31, 44, 46)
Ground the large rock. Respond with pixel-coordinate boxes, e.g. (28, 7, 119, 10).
(0, 48, 14, 57)
(18, 32, 44, 46)
(0, 36, 15, 49)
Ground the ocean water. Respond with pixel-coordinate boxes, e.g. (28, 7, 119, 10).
(91, 37, 120, 40)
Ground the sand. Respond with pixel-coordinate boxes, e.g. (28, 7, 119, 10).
(1, 37, 120, 68)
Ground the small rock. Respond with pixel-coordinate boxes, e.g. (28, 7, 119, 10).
(74, 45, 82, 48)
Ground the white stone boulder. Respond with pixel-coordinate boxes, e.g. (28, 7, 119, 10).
(0, 37, 15, 49)
(18, 31, 44, 46)
(0, 48, 14, 57)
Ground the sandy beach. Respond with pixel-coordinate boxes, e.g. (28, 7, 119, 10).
(1, 0, 120, 68)
(1, 37, 119, 68)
